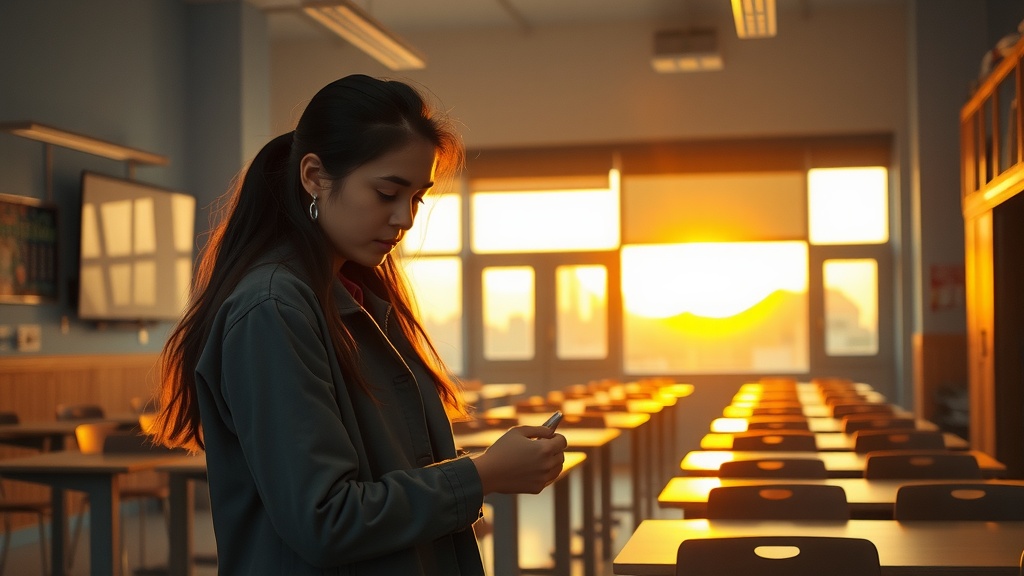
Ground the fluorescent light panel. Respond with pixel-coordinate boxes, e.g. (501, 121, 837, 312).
(732, 0, 777, 38)
(302, 1, 426, 70)
(1, 122, 169, 165)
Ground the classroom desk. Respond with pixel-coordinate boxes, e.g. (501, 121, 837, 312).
(709, 416, 939, 434)
(488, 451, 587, 576)
(484, 405, 653, 538)
(0, 414, 148, 452)
(613, 518, 1024, 575)
(0, 449, 182, 576)
(699, 431, 970, 451)
(461, 382, 527, 411)
(156, 452, 588, 576)
(679, 449, 1007, 478)
(456, 428, 617, 576)
(156, 454, 208, 576)
(657, 477, 1024, 519)
(722, 403, 912, 419)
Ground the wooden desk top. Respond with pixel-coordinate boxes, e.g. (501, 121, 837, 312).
(0, 449, 182, 475)
(709, 417, 939, 434)
(658, 477, 1024, 518)
(723, 404, 913, 419)
(455, 428, 620, 451)
(614, 518, 1024, 575)
(699, 431, 969, 451)
(483, 406, 650, 429)
(680, 449, 1007, 478)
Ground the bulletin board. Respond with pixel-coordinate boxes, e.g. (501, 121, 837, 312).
(0, 193, 58, 304)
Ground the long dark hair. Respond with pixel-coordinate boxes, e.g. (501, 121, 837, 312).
(154, 75, 466, 451)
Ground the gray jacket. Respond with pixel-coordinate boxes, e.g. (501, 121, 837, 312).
(195, 255, 485, 575)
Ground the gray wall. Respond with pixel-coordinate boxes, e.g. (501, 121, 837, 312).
(0, 0, 1019, 373)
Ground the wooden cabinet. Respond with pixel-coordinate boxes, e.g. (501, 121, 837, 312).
(960, 35, 1024, 477)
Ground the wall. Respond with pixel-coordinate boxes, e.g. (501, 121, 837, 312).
(0, 0, 268, 356)
(0, 0, 1017, 409)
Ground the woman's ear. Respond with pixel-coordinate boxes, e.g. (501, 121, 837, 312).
(299, 153, 327, 198)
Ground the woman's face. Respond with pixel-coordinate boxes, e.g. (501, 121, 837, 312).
(317, 137, 438, 269)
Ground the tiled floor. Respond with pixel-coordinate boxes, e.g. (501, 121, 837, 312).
(2, 464, 674, 576)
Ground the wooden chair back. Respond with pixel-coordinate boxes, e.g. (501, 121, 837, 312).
(831, 402, 893, 419)
(675, 536, 881, 576)
(706, 484, 849, 520)
(731, 430, 817, 451)
(864, 450, 983, 479)
(852, 430, 946, 454)
(894, 482, 1024, 520)
(841, 415, 916, 434)
(717, 458, 828, 479)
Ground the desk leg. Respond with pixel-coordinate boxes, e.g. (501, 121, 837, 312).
(552, 476, 570, 576)
(80, 475, 121, 576)
(49, 487, 66, 576)
(487, 493, 519, 576)
(168, 474, 195, 576)
(630, 428, 643, 529)
(599, 444, 612, 560)
(579, 454, 595, 576)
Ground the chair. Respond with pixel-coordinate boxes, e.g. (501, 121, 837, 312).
(0, 412, 51, 576)
(68, 423, 174, 575)
(55, 403, 106, 421)
(864, 450, 983, 479)
(558, 414, 606, 428)
(675, 536, 881, 576)
(841, 415, 916, 434)
(746, 418, 810, 431)
(717, 458, 829, 479)
(893, 482, 1024, 520)
(750, 406, 804, 417)
(706, 484, 850, 520)
(451, 417, 518, 434)
(831, 402, 893, 419)
(852, 429, 946, 454)
(730, 430, 817, 451)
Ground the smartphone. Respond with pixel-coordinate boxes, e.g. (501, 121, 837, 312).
(542, 410, 564, 431)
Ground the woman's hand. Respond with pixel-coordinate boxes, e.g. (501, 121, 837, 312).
(471, 426, 568, 494)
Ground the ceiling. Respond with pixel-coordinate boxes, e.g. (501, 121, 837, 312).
(245, 0, 759, 40)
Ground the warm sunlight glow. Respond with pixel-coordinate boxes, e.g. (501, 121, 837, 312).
(472, 172, 620, 253)
(402, 193, 461, 255)
(482, 267, 535, 360)
(621, 242, 808, 319)
(808, 167, 889, 245)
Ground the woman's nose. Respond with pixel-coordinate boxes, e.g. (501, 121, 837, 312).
(390, 201, 415, 229)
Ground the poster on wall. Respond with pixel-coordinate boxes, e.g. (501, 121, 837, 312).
(0, 193, 58, 304)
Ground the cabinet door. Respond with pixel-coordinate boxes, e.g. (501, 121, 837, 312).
(964, 211, 994, 454)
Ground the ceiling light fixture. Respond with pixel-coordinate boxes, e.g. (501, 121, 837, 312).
(651, 29, 723, 73)
(302, 1, 426, 70)
(731, 0, 777, 39)
(1, 122, 169, 165)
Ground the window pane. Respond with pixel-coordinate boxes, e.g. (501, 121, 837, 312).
(401, 193, 461, 255)
(401, 257, 464, 372)
(482, 266, 534, 360)
(808, 167, 888, 245)
(621, 242, 809, 374)
(472, 187, 619, 253)
(556, 265, 608, 359)
(824, 259, 878, 356)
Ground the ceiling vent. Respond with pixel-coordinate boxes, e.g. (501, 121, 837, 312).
(651, 28, 723, 73)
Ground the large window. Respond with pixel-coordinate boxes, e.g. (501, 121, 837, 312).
(400, 140, 891, 381)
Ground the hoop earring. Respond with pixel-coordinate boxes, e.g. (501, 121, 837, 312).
(308, 193, 319, 221)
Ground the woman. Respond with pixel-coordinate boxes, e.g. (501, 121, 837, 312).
(153, 74, 567, 575)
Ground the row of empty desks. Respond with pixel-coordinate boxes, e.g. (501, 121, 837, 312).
(614, 518, 1024, 575)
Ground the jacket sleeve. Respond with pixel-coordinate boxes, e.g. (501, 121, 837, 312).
(218, 291, 483, 567)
